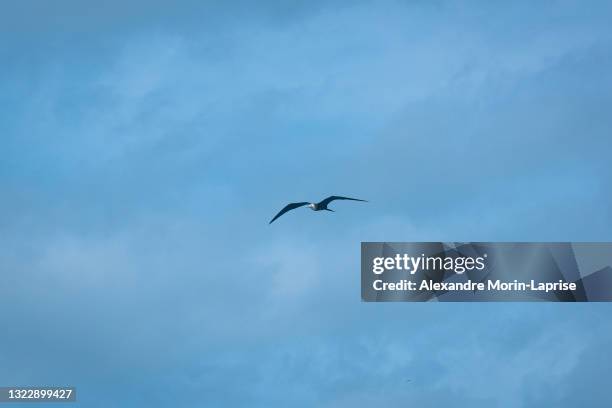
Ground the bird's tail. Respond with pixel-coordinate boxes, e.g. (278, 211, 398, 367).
(325, 208, 335, 212)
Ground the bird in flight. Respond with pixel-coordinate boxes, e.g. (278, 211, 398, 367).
(269, 195, 367, 224)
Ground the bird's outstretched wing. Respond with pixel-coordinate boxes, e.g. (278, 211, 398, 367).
(317, 195, 367, 207)
(269, 202, 310, 224)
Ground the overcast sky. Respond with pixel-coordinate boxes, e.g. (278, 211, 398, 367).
(1, 1, 612, 407)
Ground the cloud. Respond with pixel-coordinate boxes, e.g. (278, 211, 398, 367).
(1, 1, 612, 407)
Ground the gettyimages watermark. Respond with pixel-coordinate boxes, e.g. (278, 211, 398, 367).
(361, 242, 612, 302)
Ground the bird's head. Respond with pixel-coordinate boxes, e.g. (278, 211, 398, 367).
(307, 203, 316, 210)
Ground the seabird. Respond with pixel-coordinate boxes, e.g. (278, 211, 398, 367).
(269, 195, 367, 224)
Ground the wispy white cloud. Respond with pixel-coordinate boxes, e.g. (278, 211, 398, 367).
(1, 1, 612, 407)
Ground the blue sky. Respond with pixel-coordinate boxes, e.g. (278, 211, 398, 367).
(1, 1, 612, 407)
